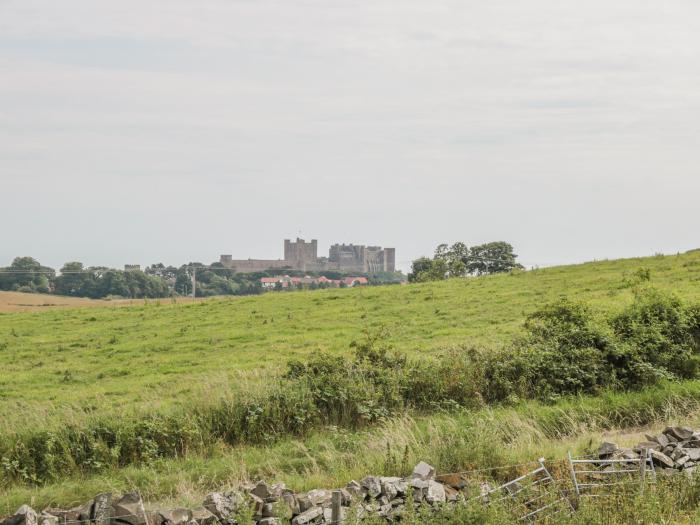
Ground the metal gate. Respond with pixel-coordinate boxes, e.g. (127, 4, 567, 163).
(567, 448, 656, 500)
(479, 458, 574, 522)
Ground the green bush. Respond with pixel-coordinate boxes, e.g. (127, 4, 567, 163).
(482, 297, 665, 402)
(611, 288, 700, 379)
(480, 291, 700, 403)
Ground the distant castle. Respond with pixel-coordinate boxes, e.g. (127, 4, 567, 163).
(220, 238, 396, 273)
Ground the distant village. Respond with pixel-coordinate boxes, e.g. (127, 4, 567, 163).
(260, 275, 369, 289)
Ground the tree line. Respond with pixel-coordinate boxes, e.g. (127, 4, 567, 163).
(0, 257, 266, 299)
(408, 241, 523, 282)
(0, 257, 406, 299)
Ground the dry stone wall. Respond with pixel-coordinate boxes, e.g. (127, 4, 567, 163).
(0, 462, 459, 525)
(5, 428, 700, 525)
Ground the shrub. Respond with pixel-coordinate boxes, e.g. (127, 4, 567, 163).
(487, 292, 700, 402)
(611, 288, 700, 379)
(404, 347, 488, 409)
(285, 353, 405, 426)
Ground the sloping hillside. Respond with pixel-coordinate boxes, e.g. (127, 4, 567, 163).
(2, 251, 700, 513)
(1, 251, 700, 415)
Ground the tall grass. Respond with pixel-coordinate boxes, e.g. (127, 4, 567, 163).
(3, 380, 700, 513)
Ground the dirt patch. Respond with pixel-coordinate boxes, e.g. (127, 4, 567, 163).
(0, 291, 194, 312)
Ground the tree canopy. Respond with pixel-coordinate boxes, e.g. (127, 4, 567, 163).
(408, 241, 523, 282)
(0, 257, 54, 293)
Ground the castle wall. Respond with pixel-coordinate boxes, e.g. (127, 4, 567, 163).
(363, 248, 382, 273)
(221, 240, 395, 274)
(330, 244, 365, 272)
(220, 259, 291, 273)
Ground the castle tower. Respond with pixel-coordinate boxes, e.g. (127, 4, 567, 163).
(284, 238, 318, 269)
(383, 248, 396, 272)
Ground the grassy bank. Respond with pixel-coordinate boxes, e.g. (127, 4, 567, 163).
(3, 380, 700, 514)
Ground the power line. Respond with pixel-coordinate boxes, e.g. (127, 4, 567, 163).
(0, 266, 226, 275)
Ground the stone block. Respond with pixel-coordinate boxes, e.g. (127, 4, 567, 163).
(411, 462, 436, 481)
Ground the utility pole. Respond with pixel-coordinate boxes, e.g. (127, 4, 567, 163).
(191, 267, 196, 300)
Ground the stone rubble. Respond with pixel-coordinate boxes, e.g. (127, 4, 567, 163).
(0, 462, 469, 525)
(597, 425, 700, 476)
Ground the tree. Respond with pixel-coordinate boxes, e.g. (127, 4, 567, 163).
(409, 241, 523, 282)
(408, 257, 448, 283)
(53, 262, 96, 297)
(434, 242, 469, 277)
(208, 262, 236, 279)
(145, 263, 178, 281)
(97, 270, 131, 298)
(466, 241, 523, 275)
(175, 272, 193, 296)
(408, 257, 434, 283)
(0, 257, 54, 293)
(174, 263, 205, 296)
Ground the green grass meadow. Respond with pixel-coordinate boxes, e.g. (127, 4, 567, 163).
(3, 250, 700, 515)
(2, 250, 700, 418)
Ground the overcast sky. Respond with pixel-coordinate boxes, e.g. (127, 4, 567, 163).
(1, 0, 699, 271)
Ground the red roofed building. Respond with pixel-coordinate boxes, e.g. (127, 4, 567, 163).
(259, 274, 361, 290)
(260, 277, 279, 289)
(343, 276, 369, 287)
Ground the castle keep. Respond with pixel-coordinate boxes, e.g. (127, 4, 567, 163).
(220, 238, 395, 273)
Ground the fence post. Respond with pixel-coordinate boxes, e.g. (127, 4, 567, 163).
(647, 448, 657, 482)
(567, 451, 580, 501)
(331, 490, 342, 524)
(638, 447, 647, 494)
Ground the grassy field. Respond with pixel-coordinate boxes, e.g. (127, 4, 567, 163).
(1, 251, 700, 417)
(2, 250, 700, 515)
